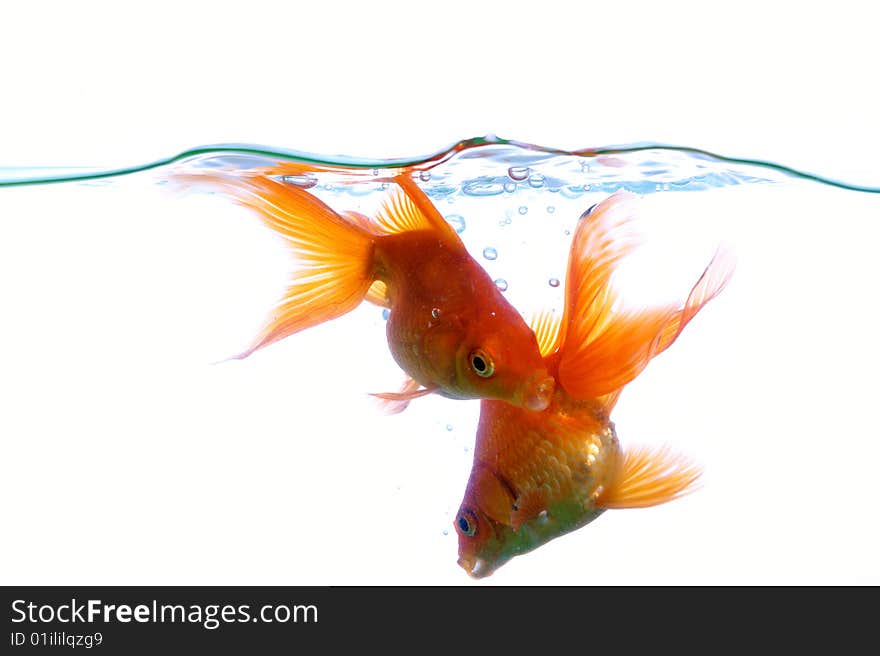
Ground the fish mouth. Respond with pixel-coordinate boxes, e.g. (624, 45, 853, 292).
(457, 555, 495, 579)
(522, 374, 555, 412)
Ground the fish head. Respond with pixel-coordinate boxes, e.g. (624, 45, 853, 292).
(454, 503, 510, 579)
(455, 498, 607, 579)
(453, 462, 521, 578)
(449, 308, 555, 411)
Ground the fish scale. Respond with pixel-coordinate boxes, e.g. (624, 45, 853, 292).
(478, 394, 621, 516)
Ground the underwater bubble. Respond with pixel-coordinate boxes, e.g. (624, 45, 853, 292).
(462, 177, 505, 197)
(503, 181, 517, 193)
(445, 214, 466, 233)
(281, 174, 318, 189)
(482, 247, 498, 261)
(494, 278, 508, 291)
(446, 424, 453, 431)
(420, 170, 432, 182)
(323, 183, 335, 191)
(431, 307, 441, 319)
(547, 206, 555, 214)
(564, 229, 571, 236)
(561, 185, 585, 199)
(442, 530, 449, 536)
(507, 166, 530, 181)
(372, 168, 380, 176)
(427, 184, 458, 200)
(518, 206, 528, 215)
(382, 308, 390, 320)
(528, 173, 545, 188)
(549, 278, 560, 288)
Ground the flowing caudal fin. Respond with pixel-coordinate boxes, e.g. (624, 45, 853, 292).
(653, 244, 737, 357)
(597, 444, 702, 509)
(171, 171, 377, 359)
(557, 192, 735, 403)
(556, 191, 673, 399)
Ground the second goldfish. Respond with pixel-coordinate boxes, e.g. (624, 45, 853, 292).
(454, 191, 734, 577)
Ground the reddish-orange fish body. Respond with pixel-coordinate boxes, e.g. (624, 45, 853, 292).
(170, 168, 554, 411)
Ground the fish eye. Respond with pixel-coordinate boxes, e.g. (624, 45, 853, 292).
(468, 349, 495, 378)
(456, 509, 478, 537)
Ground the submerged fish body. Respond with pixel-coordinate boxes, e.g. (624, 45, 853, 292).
(455, 191, 734, 578)
(169, 167, 554, 411)
(374, 226, 552, 408)
(457, 389, 621, 578)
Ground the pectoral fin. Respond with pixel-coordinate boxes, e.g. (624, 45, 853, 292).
(370, 378, 438, 415)
(365, 280, 391, 308)
(510, 488, 550, 530)
(467, 465, 517, 526)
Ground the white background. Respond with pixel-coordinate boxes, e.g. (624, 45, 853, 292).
(1, 1, 879, 585)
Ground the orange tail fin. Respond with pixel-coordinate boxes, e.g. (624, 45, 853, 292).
(653, 245, 737, 357)
(556, 192, 672, 398)
(597, 444, 702, 509)
(557, 192, 735, 402)
(172, 171, 377, 359)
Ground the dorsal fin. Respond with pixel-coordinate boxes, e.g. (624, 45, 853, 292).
(372, 174, 459, 240)
(597, 444, 702, 509)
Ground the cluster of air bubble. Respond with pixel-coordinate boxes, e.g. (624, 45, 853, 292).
(267, 144, 783, 332)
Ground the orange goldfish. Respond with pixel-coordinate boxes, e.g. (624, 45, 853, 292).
(454, 191, 734, 577)
(171, 169, 555, 411)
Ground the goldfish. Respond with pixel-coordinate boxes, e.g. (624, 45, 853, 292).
(454, 191, 734, 577)
(170, 168, 555, 411)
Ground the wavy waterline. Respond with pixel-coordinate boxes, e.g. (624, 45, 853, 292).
(0, 135, 878, 194)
